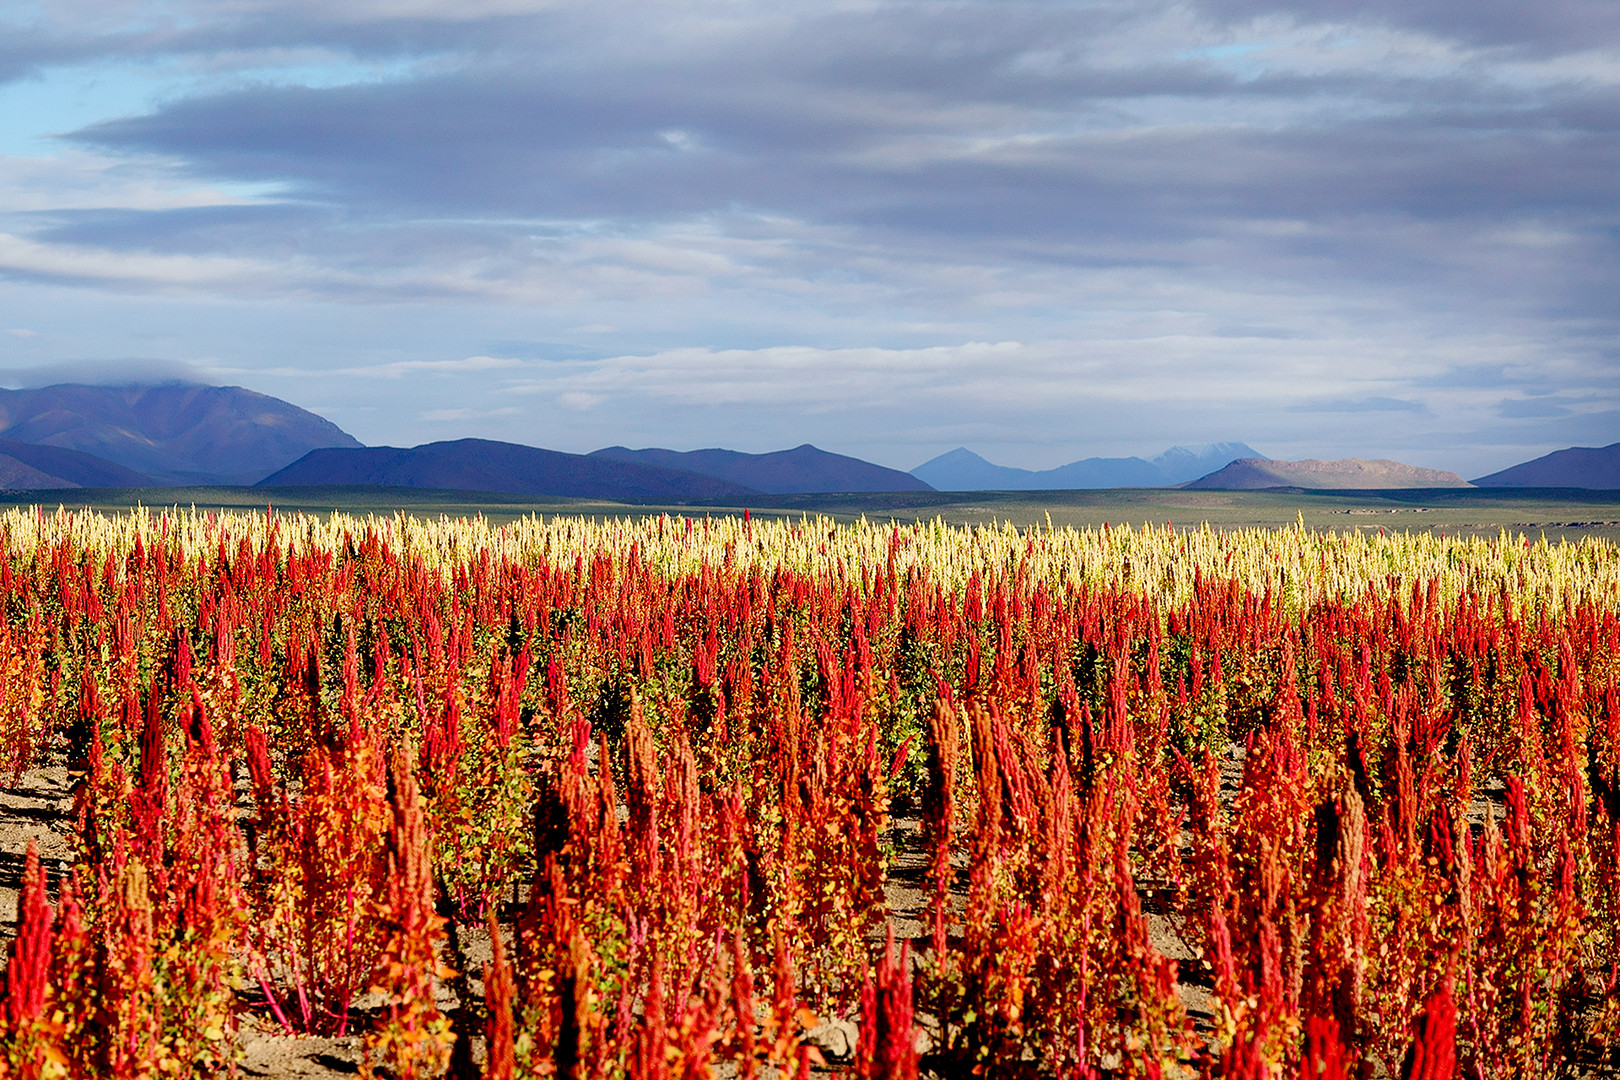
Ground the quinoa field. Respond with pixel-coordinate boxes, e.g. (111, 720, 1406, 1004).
(1, 508, 1618, 1078)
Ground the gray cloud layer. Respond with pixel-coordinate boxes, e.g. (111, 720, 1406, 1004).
(0, 0, 1614, 473)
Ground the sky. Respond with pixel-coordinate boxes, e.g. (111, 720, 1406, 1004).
(0, 0, 1615, 476)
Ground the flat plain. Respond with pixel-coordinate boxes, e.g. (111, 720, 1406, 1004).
(2, 484, 1616, 542)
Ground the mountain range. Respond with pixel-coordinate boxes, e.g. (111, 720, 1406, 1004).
(0, 383, 359, 485)
(260, 440, 763, 502)
(0, 380, 1609, 495)
(262, 441, 935, 501)
(1472, 442, 1620, 489)
(1187, 458, 1471, 490)
(591, 444, 929, 494)
(911, 443, 1263, 490)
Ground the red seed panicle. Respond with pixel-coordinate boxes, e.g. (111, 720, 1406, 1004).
(5, 840, 53, 1030)
(0, 510, 1613, 1076)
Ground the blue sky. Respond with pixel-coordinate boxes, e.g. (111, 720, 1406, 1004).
(0, 0, 1615, 475)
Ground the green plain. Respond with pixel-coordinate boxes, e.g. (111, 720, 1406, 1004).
(1, 484, 1617, 543)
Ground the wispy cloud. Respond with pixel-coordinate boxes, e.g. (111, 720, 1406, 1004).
(1293, 396, 1429, 414)
(0, 358, 211, 388)
(211, 354, 526, 379)
(420, 404, 522, 421)
(340, 354, 524, 378)
(0, 231, 280, 289)
(0, 152, 260, 213)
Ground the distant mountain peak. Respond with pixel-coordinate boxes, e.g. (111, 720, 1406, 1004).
(589, 444, 930, 494)
(1151, 443, 1265, 485)
(911, 442, 1260, 490)
(1473, 442, 1620, 489)
(1152, 441, 1262, 460)
(0, 382, 361, 485)
(928, 447, 994, 465)
(1187, 457, 1470, 490)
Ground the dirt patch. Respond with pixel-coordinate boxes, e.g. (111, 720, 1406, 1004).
(0, 763, 75, 942)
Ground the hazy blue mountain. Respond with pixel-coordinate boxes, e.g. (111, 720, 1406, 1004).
(1035, 456, 1167, 488)
(911, 443, 1263, 490)
(1187, 458, 1470, 490)
(0, 438, 153, 488)
(260, 438, 763, 502)
(908, 449, 1035, 490)
(1151, 443, 1266, 485)
(0, 383, 361, 484)
(590, 443, 932, 494)
(1472, 442, 1620, 489)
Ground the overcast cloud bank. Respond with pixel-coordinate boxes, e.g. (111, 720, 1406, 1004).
(0, 0, 1614, 473)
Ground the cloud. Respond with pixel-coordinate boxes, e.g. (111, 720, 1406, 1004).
(0, 0, 1609, 476)
(1293, 396, 1429, 414)
(0, 358, 211, 388)
(555, 391, 602, 411)
(0, 152, 260, 214)
(419, 404, 522, 421)
(210, 354, 527, 379)
(0, 230, 283, 289)
(1195, 0, 1620, 54)
(1498, 399, 1570, 419)
(515, 334, 1502, 419)
(1493, 394, 1612, 420)
(39, 6, 1614, 352)
(339, 354, 523, 378)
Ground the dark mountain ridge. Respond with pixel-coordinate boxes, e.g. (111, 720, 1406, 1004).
(260, 439, 764, 503)
(0, 383, 361, 484)
(1473, 442, 1620, 489)
(0, 438, 153, 488)
(590, 443, 931, 494)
